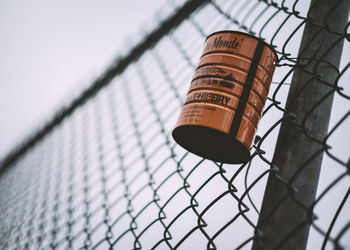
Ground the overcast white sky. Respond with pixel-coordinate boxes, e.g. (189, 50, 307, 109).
(0, 0, 167, 158)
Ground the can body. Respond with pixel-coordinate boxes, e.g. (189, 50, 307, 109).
(172, 30, 278, 164)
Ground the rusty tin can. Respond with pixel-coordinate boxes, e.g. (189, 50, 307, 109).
(172, 30, 278, 164)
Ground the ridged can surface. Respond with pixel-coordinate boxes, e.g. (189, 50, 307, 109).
(172, 30, 278, 163)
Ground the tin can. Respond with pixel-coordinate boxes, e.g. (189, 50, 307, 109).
(172, 30, 278, 164)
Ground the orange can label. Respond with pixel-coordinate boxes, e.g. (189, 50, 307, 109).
(172, 31, 278, 164)
(203, 32, 258, 59)
(189, 77, 266, 113)
(176, 103, 234, 134)
(185, 89, 239, 110)
(191, 66, 269, 101)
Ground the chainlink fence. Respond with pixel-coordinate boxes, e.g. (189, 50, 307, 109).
(0, 0, 349, 249)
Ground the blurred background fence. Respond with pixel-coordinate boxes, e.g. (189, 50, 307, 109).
(0, 0, 349, 249)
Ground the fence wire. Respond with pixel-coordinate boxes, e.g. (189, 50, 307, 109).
(0, 0, 349, 249)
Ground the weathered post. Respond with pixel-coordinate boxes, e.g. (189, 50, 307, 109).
(252, 0, 350, 249)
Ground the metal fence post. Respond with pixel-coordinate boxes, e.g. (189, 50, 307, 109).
(252, 0, 350, 249)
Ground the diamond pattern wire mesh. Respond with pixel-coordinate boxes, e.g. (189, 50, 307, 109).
(0, 0, 349, 249)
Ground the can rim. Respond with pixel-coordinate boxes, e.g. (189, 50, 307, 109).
(205, 30, 278, 59)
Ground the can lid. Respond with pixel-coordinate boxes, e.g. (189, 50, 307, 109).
(205, 30, 278, 59)
(172, 125, 251, 164)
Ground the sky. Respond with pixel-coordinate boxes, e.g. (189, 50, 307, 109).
(0, 0, 167, 158)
